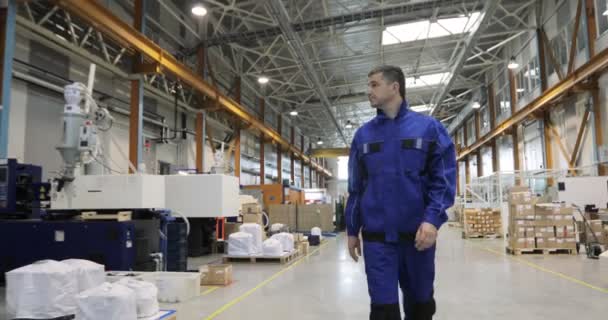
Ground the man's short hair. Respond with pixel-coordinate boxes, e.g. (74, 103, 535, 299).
(368, 65, 406, 99)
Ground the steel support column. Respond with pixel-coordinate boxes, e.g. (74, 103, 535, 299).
(234, 77, 241, 179)
(301, 135, 305, 189)
(0, 0, 15, 158)
(277, 114, 283, 183)
(259, 97, 265, 184)
(585, 0, 605, 175)
(128, 0, 145, 173)
(195, 46, 206, 173)
(290, 126, 295, 184)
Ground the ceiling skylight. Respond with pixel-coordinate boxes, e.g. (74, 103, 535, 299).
(410, 104, 431, 112)
(382, 12, 481, 45)
(405, 72, 451, 88)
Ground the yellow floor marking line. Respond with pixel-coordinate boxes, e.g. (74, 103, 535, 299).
(202, 286, 220, 295)
(478, 245, 608, 294)
(203, 241, 331, 320)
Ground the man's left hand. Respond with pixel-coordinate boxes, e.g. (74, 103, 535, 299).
(415, 222, 437, 251)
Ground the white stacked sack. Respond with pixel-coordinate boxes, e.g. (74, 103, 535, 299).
(6, 260, 78, 319)
(117, 278, 159, 318)
(75, 282, 137, 320)
(239, 223, 263, 254)
(62, 259, 105, 292)
(228, 232, 254, 256)
(271, 232, 295, 252)
(311, 227, 322, 236)
(262, 239, 284, 256)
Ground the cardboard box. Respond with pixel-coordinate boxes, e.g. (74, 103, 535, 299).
(242, 203, 262, 214)
(243, 212, 263, 225)
(297, 204, 334, 231)
(510, 204, 535, 217)
(509, 186, 533, 204)
(510, 237, 535, 249)
(200, 264, 233, 286)
(268, 204, 297, 231)
(555, 238, 577, 249)
(299, 241, 310, 255)
(535, 203, 573, 216)
(555, 225, 575, 237)
(589, 220, 604, 232)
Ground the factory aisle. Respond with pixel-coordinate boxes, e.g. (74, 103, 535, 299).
(179, 227, 608, 320)
(1, 227, 607, 319)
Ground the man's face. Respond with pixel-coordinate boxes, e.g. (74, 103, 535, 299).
(367, 72, 398, 108)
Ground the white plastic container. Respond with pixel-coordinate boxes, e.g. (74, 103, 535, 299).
(271, 233, 295, 252)
(311, 227, 322, 236)
(228, 232, 254, 256)
(62, 259, 105, 292)
(262, 239, 284, 256)
(117, 278, 159, 318)
(239, 223, 263, 254)
(75, 282, 137, 320)
(137, 272, 201, 303)
(6, 260, 78, 319)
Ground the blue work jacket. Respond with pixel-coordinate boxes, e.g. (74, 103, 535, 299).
(345, 100, 456, 242)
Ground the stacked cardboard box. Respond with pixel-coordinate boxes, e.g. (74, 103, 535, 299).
(268, 204, 297, 231)
(584, 220, 608, 244)
(296, 204, 334, 232)
(508, 186, 576, 250)
(463, 208, 502, 237)
(508, 186, 537, 250)
(242, 203, 264, 225)
(200, 264, 233, 286)
(534, 203, 576, 250)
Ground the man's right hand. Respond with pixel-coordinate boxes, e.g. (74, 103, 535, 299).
(348, 236, 362, 262)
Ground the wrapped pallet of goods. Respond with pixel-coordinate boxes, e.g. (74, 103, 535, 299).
(239, 223, 264, 254)
(270, 232, 295, 252)
(62, 259, 105, 292)
(262, 238, 284, 256)
(462, 208, 502, 238)
(6, 260, 78, 319)
(507, 186, 537, 252)
(228, 232, 255, 256)
(534, 203, 576, 251)
(75, 282, 137, 320)
(117, 278, 160, 318)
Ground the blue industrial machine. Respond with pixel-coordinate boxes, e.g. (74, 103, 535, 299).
(0, 159, 50, 218)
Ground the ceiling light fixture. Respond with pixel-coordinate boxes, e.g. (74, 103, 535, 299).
(507, 57, 519, 69)
(604, 3, 608, 16)
(258, 76, 269, 84)
(290, 108, 298, 116)
(516, 88, 525, 93)
(191, 3, 207, 16)
(471, 101, 481, 109)
(345, 121, 353, 129)
(317, 138, 324, 145)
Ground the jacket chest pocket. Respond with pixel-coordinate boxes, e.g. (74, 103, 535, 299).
(400, 138, 434, 175)
(360, 141, 385, 176)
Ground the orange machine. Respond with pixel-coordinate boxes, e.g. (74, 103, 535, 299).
(243, 184, 305, 209)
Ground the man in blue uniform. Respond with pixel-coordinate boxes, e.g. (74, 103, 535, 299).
(345, 65, 456, 320)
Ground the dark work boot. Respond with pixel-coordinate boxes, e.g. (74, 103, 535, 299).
(370, 303, 401, 320)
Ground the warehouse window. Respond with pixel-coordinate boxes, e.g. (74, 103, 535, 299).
(466, 117, 476, 147)
(597, 0, 608, 35)
(338, 156, 348, 181)
(515, 55, 541, 102)
(406, 72, 451, 89)
(383, 12, 481, 45)
(479, 105, 490, 136)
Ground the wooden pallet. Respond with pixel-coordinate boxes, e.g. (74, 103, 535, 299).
(81, 211, 132, 221)
(223, 250, 300, 264)
(462, 232, 502, 239)
(506, 247, 576, 256)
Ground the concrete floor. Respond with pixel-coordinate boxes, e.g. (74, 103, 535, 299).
(2, 227, 607, 319)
